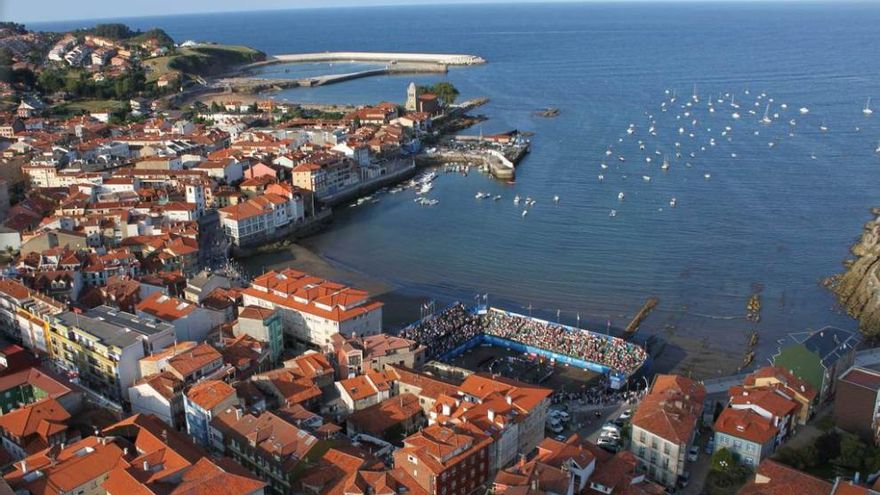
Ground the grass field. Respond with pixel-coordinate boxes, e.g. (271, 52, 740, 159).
(54, 99, 125, 114)
(144, 44, 265, 82)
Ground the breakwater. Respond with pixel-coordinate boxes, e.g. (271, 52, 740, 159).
(253, 51, 486, 67)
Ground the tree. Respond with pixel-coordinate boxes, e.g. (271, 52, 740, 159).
(37, 69, 65, 94)
(815, 430, 841, 463)
(711, 448, 737, 473)
(431, 81, 459, 106)
(835, 433, 869, 471)
(210, 101, 221, 113)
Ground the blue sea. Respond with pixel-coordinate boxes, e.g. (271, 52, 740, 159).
(35, 2, 880, 364)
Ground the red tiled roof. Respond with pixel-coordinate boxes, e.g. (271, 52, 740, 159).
(715, 408, 778, 445)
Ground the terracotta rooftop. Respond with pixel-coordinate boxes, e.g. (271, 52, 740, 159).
(715, 408, 778, 445)
(186, 380, 236, 411)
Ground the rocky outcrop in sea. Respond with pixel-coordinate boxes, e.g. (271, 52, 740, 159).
(828, 208, 880, 338)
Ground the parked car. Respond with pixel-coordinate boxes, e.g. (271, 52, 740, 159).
(551, 410, 571, 422)
(600, 430, 621, 441)
(597, 439, 620, 453)
(602, 423, 622, 434)
(705, 438, 715, 455)
(614, 409, 633, 426)
(554, 435, 568, 442)
(678, 472, 691, 488)
(687, 446, 700, 462)
(546, 422, 563, 433)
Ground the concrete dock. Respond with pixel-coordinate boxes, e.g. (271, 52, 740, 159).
(253, 51, 486, 67)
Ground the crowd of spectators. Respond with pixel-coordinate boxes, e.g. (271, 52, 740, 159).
(399, 305, 648, 375)
(483, 311, 647, 375)
(399, 303, 484, 359)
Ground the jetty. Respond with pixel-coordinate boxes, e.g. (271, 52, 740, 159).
(216, 62, 450, 92)
(623, 297, 659, 337)
(249, 51, 486, 68)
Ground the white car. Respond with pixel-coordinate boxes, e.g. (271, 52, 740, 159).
(600, 431, 620, 442)
(601, 423, 621, 434)
(551, 410, 571, 422)
(687, 446, 699, 462)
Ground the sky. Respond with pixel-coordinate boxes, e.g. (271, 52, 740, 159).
(3, 0, 824, 24)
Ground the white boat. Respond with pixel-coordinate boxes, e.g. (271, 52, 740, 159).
(819, 123, 828, 132)
(600, 163, 608, 169)
(874, 141, 880, 153)
(669, 197, 677, 207)
(522, 210, 528, 218)
(789, 118, 796, 126)
(780, 103, 788, 109)
(605, 150, 613, 156)
(761, 104, 772, 124)
(645, 157, 652, 163)
(513, 195, 521, 205)
(494, 195, 502, 201)
(553, 195, 560, 203)
(609, 209, 617, 217)
(768, 141, 775, 148)
(810, 152, 817, 160)
(618, 192, 625, 200)
(661, 156, 670, 171)
(618, 156, 626, 162)
(598, 174, 605, 181)
(864, 97, 874, 116)
(475, 192, 490, 199)
(799, 107, 810, 114)
(417, 183, 433, 195)
(642, 175, 651, 182)
(704, 173, 711, 179)
(731, 153, 738, 158)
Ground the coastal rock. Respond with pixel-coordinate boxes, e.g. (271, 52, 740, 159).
(829, 208, 880, 338)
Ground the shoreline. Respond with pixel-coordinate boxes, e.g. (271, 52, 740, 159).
(237, 239, 743, 379)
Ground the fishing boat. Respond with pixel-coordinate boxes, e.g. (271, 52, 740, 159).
(598, 174, 604, 181)
(864, 97, 874, 116)
(513, 195, 521, 205)
(799, 107, 810, 114)
(475, 192, 491, 199)
(669, 197, 677, 207)
(494, 195, 502, 201)
(609, 209, 617, 217)
(522, 210, 528, 218)
(618, 156, 626, 162)
(704, 173, 711, 179)
(661, 156, 669, 171)
(642, 175, 651, 182)
(618, 192, 625, 200)
(553, 195, 560, 203)
(819, 123, 828, 132)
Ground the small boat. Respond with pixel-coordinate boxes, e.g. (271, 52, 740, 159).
(704, 173, 711, 179)
(494, 195, 502, 201)
(761, 104, 772, 124)
(731, 153, 737, 158)
(475, 192, 490, 199)
(819, 123, 828, 132)
(618, 192, 625, 200)
(522, 210, 528, 218)
(780, 103, 788, 109)
(810, 152, 817, 160)
(553, 195, 560, 203)
(598, 174, 605, 181)
(661, 156, 670, 171)
(513, 195, 521, 205)
(768, 141, 775, 148)
(645, 157, 652, 164)
(789, 118, 796, 126)
(600, 163, 608, 170)
(799, 107, 810, 114)
(669, 197, 677, 207)
(605, 150, 613, 156)
(875, 141, 880, 154)
(642, 175, 651, 182)
(609, 209, 617, 217)
(864, 97, 874, 116)
(618, 156, 626, 162)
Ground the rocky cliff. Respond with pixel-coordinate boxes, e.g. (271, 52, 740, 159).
(829, 208, 880, 338)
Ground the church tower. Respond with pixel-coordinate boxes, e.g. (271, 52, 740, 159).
(405, 82, 418, 112)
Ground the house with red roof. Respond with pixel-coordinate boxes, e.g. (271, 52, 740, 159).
(0, 398, 77, 459)
(241, 268, 383, 348)
(393, 423, 492, 495)
(630, 374, 706, 488)
(738, 459, 833, 495)
(136, 292, 220, 343)
(713, 408, 779, 468)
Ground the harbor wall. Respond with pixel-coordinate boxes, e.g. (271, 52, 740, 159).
(268, 51, 486, 66)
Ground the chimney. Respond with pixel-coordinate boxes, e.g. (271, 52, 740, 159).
(506, 395, 513, 405)
(488, 409, 495, 422)
(143, 460, 150, 471)
(442, 403, 451, 416)
(235, 408, 243, 421)
(21, 460, 27, 474)
(123, 447, 129, 456)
